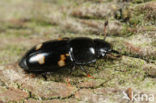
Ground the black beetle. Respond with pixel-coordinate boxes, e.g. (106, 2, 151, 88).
(19, 37, 119, 74)
(19, 22, 120, 75)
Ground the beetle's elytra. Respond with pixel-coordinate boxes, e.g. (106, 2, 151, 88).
(19, 37, 119, 74)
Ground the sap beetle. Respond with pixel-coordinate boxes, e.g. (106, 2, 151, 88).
(19, 21, 120, 75)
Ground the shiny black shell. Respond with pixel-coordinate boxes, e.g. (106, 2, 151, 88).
(19, 37, 112, 72)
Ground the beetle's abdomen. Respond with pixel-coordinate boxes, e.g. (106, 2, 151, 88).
(19, 39, 71, 72)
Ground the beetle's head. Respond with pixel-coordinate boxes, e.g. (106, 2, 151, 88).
(94, 39, 119, 58)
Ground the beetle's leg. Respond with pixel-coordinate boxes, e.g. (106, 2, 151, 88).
(79, 66, 94, 79)
(111, 50, 120, 54)
(106, 49, 122, 59)
(69, 66, 76, 75)
(23, 71, 37, 78)
(66, 65, 76, 87)
(86, 64, 95, 67)
(86, 64, 99, 72)
(85, 64, 100, 74)
(79, 65, 88, 74)
(106, 53, 121, 59)
(41, 72, 48, 81)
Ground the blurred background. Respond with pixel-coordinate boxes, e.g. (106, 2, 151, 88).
(0, 0, 156, 102)
(0, 0, 155, 64)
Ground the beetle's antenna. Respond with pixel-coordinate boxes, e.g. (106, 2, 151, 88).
(111, 50, 120, 54)
(104, 20, 108, 40)
(106, 49, 122, 58)
(110, 49, 122, 58)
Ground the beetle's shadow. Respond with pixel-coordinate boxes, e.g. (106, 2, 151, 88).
(24, 66, 90, 82)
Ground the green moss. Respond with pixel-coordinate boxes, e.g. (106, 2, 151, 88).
(132, 0, 153, 3)
(0, 44, 24, 64)
(98, 56, 147, 88)
(121, 24, 133, 36)
(129, 14, 144, 25)
(0, 0, 156, 102)
(130, 2, 156, 25)
(151, 41, 156, 47)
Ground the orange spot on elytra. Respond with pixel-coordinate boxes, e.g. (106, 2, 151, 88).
(58, 54, 67, 67)
(57, 38, 63, 40)
(58, 60, 65, 67)
(36, 44, 43, 50)
(60, 54, 66, 60)
(38, 55, 45, 64)
(66, 53, 70, 56)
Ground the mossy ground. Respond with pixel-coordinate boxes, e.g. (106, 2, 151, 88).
(0, 0, 156, 103)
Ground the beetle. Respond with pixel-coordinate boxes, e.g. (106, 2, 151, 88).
(19, 22, 120, 76)
(19, 37, 120, 74)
